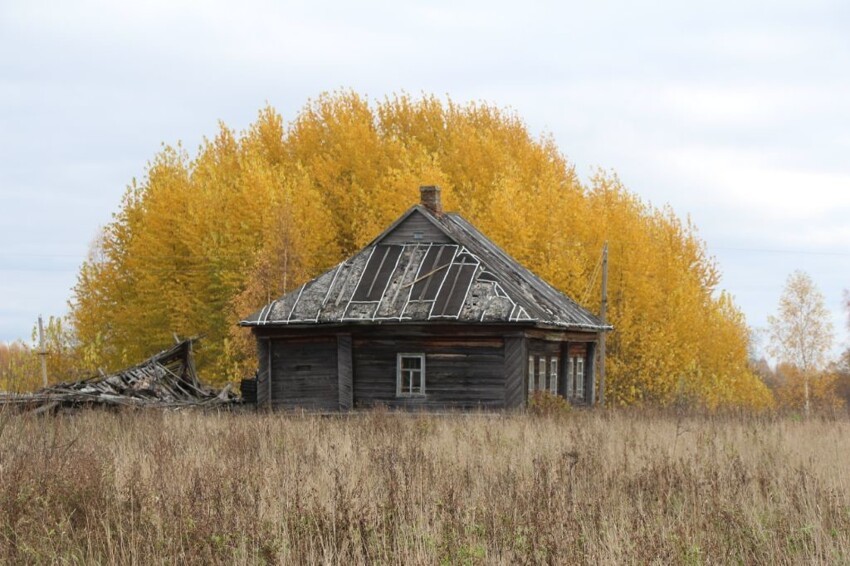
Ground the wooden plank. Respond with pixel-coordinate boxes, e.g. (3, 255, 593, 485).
(559, 341, 570, 400)
(527, 338, 561, 356)
(255, 337, 271, 408)
(379, 210, 453, 244)
(270, 337, 338, 411)
(353, 334, 505, 410)
(504, 336, 526, 409)
(337, 334, 353, 411)
(586, 341, 597, 405)
(568, 343, 588, 356)
(524, 329, 599, 342)
(254, 323, 510, 340)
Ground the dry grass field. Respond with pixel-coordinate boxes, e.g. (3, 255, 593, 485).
(1, 408, 849, 564)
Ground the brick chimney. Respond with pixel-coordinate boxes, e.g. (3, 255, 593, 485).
(420, 185, 442, 214)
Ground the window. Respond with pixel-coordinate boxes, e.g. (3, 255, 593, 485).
(537, 358, 546, 391)
(397, 354, 425, 396)
(567, 357, 574, 397)
(576, 358, 585, 398)
(528, 356, 535, 394)
(549, 358, 558, 394)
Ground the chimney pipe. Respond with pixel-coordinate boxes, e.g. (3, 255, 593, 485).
(420, 185, 442, 214)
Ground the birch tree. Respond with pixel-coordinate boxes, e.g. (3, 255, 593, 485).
(768, 270, 834, 415)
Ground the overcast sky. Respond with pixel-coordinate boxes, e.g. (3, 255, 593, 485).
(1, 0, 848, 358)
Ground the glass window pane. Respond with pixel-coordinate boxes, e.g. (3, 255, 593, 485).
(567, 358, 574, 397)
(528, 356, 535, 394)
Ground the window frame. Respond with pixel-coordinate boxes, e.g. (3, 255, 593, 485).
(576, 357, 585, 398)
(537, 357, 547, 391)
(549, 357, 558, 395)
(396, 353, 426, 397)
(527, 355, 535, 395)
(567, 357, 574, 397)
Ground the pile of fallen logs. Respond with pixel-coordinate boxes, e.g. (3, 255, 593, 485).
(0, 339, 237, 413)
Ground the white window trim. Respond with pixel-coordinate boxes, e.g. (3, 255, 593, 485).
(576, 357, 585, 398)
(528, 355, 535, 395)
(537, 357, 546, 391)
(549, 358, 558, 395)
(396, 353, 426, 397)
(567, 357, 574, 397)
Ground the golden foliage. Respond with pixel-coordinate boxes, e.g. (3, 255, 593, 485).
(772, 364, 844, 412)
(0, 317, 85, 392)
(67, 91, 771, 408)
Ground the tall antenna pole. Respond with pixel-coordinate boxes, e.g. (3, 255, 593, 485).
(598, 243, 608, 407)
(38, 315, 48, 388)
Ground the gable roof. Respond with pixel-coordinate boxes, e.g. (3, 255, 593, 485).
(241, 205, 610, 331)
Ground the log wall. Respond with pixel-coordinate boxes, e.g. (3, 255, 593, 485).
(353, 334, 505, 410)
(253, 324, 598, 411)
(269, 336, 338, 410)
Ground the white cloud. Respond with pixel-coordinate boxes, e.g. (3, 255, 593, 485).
(658, 85, 790, 127)
(656, 146, 850, 221)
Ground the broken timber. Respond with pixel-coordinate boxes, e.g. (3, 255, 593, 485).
(0, 339, 237, 412)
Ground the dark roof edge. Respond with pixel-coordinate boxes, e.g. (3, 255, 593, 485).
(239, 318, 611, 331)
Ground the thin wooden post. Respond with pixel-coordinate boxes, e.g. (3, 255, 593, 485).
(598, 243, 608, 407)
(38, 315, 48, 388)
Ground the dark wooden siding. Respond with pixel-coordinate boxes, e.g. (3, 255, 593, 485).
(337, 334, 353, 411)
(528, 339, 562, 357)
(380, 211, 453, 244)
(256, 337, 271, 408)
(270, 337, 338, 410)
(353, 336, 505, 410)
(504, 336, 526, 409)
(585, 341, 596, 405)
(558, 342, 569, 399)
(252, 323, 599, 412)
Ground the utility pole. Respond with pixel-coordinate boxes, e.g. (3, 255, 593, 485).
(598, 243, 608, 407)
(38, 315, 48, 387)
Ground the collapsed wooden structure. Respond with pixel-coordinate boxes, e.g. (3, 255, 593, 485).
(0, 339, 236, 412)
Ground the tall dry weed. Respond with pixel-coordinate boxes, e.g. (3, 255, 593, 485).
(0, 409, 847, 564)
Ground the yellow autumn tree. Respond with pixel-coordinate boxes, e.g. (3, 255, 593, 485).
(773, 363, 843, 412)
(68, 91, 772, 409)
(0, 317, 85, 392)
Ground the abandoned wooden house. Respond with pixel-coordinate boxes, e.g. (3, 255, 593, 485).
(241, 186, 611, 411)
